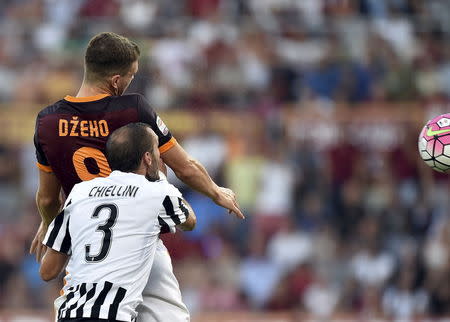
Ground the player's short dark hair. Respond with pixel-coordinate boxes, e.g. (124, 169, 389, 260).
(106, 123, 156, 172)
(85, 32, 140, 83)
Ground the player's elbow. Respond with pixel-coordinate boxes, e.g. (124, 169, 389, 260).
(39, 265, 57, 282)
(40, 271, 54, 282)
(173, 158, 198, 181)
(36, 193, 60, 211)
(181, 212, 196, 231)
(184, 220, 196, 231)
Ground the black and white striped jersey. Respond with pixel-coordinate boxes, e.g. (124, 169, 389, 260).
(43, 170, 189, 322)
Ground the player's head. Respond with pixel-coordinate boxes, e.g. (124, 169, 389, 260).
(106, 123, 160, 181)
(84, 32, 140, 96)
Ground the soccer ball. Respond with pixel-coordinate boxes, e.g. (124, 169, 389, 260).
(418, 113, 450, 173)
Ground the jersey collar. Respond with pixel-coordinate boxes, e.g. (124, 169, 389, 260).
(64, 94, 110, 102)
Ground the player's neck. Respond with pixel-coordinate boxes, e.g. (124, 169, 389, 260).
(76, 82, 113, 98)
(134, 166, 146, 177)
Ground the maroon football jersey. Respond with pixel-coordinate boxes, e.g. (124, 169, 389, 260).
(34, 93, 176, 195)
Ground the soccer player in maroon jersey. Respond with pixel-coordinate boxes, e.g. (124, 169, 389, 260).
(31, 32, 243, 322)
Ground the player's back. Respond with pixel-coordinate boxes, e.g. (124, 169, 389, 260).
(54, 171, 173, 321)
(34, 93, 175, 195)
(66, 171, 166, 282)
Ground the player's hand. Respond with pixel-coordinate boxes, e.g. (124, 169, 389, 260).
(213, 187, 245, 219)
(30, 221, 48, 263)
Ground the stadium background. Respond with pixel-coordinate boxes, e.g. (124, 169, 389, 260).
(0, 0, 449, 321)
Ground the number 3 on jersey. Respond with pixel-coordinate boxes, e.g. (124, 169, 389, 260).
(85, 203, 118, 263)
(73, 147, 111, 181)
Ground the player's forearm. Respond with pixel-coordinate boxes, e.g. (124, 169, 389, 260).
(36, 192, 62, 226)
(174, 159, 219, 200)
(40, 248, 68, 281)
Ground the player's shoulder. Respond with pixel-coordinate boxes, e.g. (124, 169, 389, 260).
(121, 93, 145, 100)
(36, 99, 67, 119)
(105, 93, 151, 114)
(114, 93, 144, 105)
(136, 176, 175, 194)
(152, 178, 182, 198)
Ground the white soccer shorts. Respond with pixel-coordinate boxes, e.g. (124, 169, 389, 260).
(136, 239, 190, 322)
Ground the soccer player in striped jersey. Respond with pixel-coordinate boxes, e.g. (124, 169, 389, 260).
(40, 123, 196, 322)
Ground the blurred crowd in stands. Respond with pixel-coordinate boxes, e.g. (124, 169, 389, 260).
(0, 0, 450, 320)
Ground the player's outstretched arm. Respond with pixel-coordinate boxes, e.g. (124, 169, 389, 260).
(161, 143, 244, 219)
(31, 170, 63, 261)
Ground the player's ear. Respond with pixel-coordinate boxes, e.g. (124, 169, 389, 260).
(111, 74, 121, 91)
(143, 151, 152, 167)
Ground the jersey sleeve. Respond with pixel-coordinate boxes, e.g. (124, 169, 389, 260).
(158, 184, 189, 234)
(34, 115, 52, 173)
(43, 199, 72, 254)
(136, 94, 176, 154)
